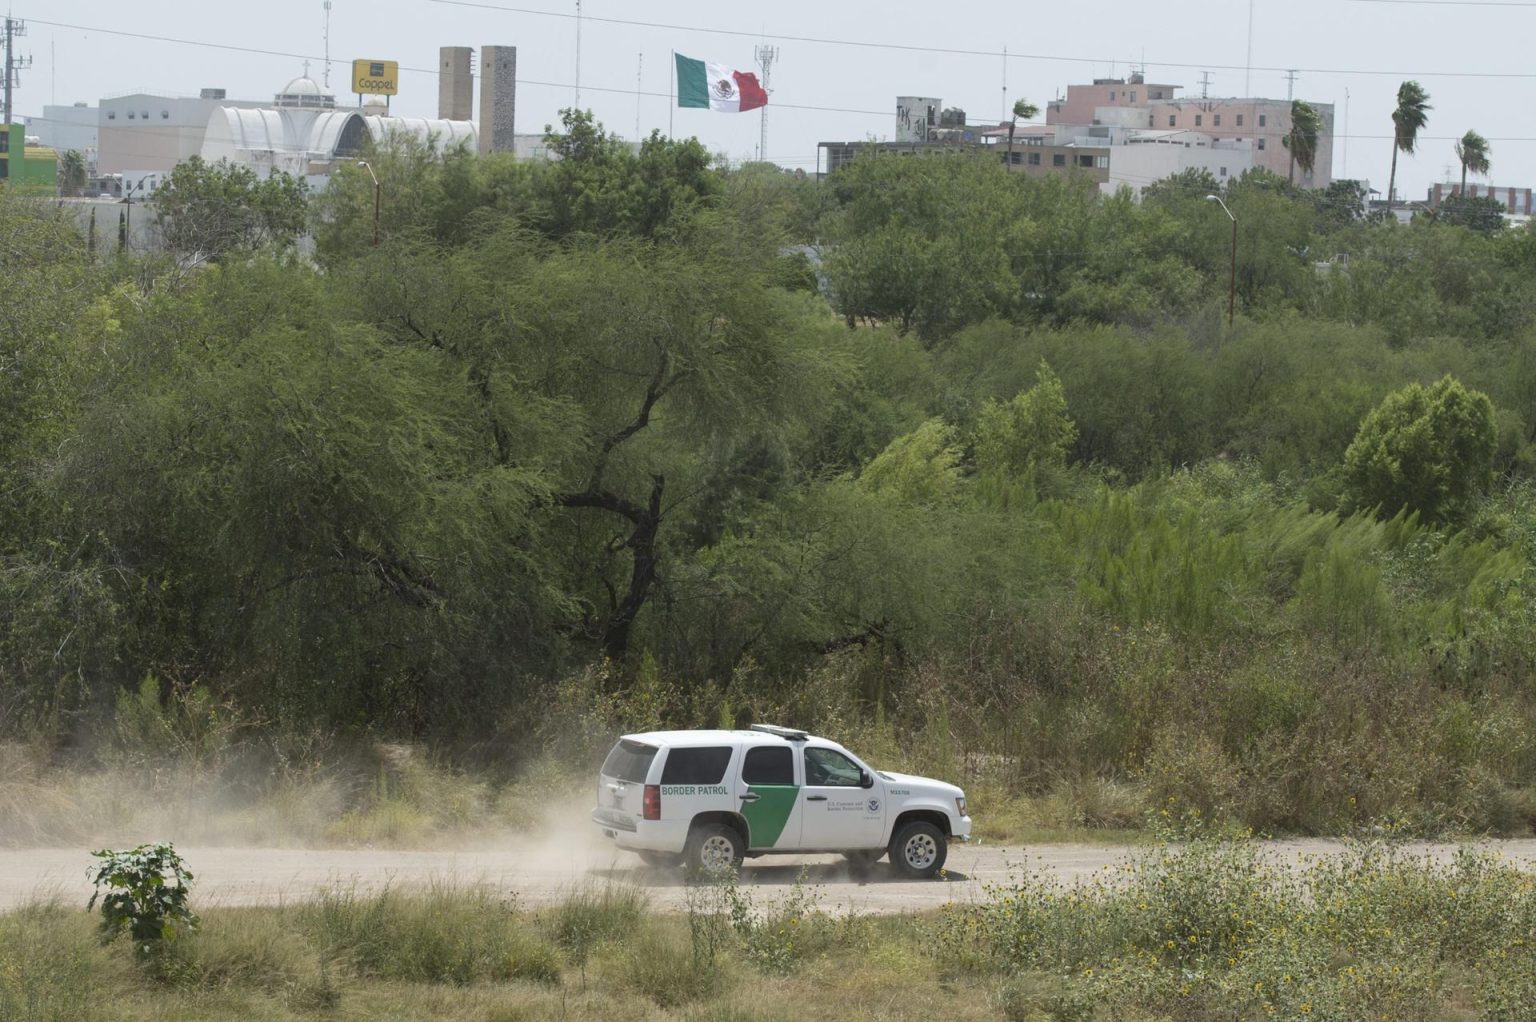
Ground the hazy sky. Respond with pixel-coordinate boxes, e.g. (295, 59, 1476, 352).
(21, 0, 1536, 199)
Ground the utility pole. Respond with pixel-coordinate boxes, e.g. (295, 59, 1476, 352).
(1284, 69, 1298, 101)
(574, 0, 582, 107)
(635, 53, 642, 141)
(3, 16, 32, 127)
(1199, 71, 1212, 99)
(754, 45, 778, 162)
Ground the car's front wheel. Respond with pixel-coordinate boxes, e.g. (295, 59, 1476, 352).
(685, 823, 744, 876)
(889, 820, 947, 878)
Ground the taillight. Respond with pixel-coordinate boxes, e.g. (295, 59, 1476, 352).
(643, 784, 661, 820)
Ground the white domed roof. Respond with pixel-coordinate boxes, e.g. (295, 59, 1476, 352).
(281, 75, 323, 96)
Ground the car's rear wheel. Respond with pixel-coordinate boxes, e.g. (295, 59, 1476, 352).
(637, 850, 682, 869)
(889, 820, 947, 878)
(685, 823, 744, 876)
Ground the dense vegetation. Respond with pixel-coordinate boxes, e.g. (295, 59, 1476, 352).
(6, 111, 1536, 835)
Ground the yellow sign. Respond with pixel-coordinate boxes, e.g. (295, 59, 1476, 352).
(352, 59, 399, 96)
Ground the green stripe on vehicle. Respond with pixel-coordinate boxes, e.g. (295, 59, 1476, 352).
(741, 785, 798, 848)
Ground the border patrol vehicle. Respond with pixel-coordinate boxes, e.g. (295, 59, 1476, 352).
(591, 724, 971, 877)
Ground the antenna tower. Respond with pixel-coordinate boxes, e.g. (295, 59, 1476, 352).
(322, 1, 332, 89)
(754, 45, 778, 162)
(1244, 0, 1255, 95)
(575, 0, 582, 107)
(3, 17, 30, 127)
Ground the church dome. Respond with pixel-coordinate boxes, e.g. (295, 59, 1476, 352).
(274, 69, 335, 109)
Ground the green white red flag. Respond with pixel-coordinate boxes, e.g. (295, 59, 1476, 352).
(674, 53, 768, 113)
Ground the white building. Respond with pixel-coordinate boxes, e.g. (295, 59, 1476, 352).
(98, 88, 267, 175)
(200, 74, 476, 183)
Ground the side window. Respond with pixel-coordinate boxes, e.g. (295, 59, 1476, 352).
(661, 746, 732, 785)
(743, 746, 793, 785)
(805, 748, 862, 787)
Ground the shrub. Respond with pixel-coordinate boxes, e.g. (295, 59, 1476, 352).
(1342, 375, 1496, 525)
(88, 842, 199, 955)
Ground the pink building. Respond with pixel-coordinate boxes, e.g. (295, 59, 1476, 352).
(1430, 182, 1532, 216)
(1046, 73, 1334, 188)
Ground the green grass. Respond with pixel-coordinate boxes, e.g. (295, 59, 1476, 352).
(9, 840, 1535, 1019)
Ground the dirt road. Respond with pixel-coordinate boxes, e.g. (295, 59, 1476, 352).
(8, 833, 1536, 915)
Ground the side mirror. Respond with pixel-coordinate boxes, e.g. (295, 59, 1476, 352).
(860, 769, 873, 789)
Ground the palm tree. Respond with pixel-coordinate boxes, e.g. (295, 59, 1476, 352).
(1283, 100, 1322, 185)
(59, 149, 88, 198)
(1453, 130, 1491, 198)
(1006, 97, 1040, 170)
(1386, 81, 1431, 215)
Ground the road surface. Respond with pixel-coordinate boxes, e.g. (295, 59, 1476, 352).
(7, 833, 1536, 914)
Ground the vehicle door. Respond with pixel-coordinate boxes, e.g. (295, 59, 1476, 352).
(596, 738, 658, 832)
(736, 744, 802, 850)
(796, 745, 886, 850)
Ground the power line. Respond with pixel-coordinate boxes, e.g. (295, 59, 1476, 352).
(425, 0, 1536, 80)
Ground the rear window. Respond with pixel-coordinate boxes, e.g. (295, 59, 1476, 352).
(601, 739, 658, 783)
(660, 746, 732, 785)
(742, 746, 793, 785)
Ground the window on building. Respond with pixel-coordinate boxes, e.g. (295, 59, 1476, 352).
(1028, 152, 1041, 165)
(1195, 114, 1203, 126)
(1095, 156, 1109, 168)
(1078, 154, 1094, 167)
(1258, 138, 1266, 150)
(1220, 167, 1228, 177)
(127, 111, 135, 119)
(1259, 114, 1266, 126)
(1130, 91, 1137, 102)
(161, 111, 170, 119)
(107, 111, 116, 120)
(1168, 115, 1176, 127)
(1214, 114, 1222, 126)
(1236, 114, 1244, 126)
(141, 111, 149, 119)
(1052, 153, 1065, 166)
(1109, 91, 1116, 100)
(1010, 151, 1022, 165)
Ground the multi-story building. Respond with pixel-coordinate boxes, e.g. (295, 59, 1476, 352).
(1429, 181, 1532, 217)
(1047, 73, 1335, 188)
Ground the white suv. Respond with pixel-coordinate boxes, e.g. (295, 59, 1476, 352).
(590, 724, 971, 878)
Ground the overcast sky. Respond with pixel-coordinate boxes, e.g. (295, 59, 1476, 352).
(22, 0, 1536, 199)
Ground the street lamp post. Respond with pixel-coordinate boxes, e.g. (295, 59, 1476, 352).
(357, 160, 380, 247)
(1205, 194, 1237, 327)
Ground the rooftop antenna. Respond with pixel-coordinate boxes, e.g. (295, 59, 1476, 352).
(754, 44, 778, 161)
(1199, 71, 1212, 99)
(322, 1, 332, 89)
(1000, 45, 1007, 123)
(1284, 69, 1297, 101)
(1244, 0, 1255, 95)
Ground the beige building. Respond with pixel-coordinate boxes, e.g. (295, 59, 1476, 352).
(1047, 74, 1334, 188)
(97, 89, 267, 176)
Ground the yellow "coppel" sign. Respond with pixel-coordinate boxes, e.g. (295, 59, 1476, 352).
(352, 59, 399, 96)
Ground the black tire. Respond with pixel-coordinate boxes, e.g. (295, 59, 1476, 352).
(889, 820, 947, 878)
(637, 850, 682, 869)
(685, 823, 744, 876)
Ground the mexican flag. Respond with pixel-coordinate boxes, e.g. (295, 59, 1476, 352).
(675, 53, 768, 112)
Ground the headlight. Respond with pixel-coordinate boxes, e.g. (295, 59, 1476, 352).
(956, 796, 968, 817)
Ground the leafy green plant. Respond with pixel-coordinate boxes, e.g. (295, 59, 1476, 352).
(88, 842, 199, 954)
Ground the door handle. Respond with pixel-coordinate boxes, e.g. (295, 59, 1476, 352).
(740, 792, 760, 803)
(806, 795, 828, 802)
